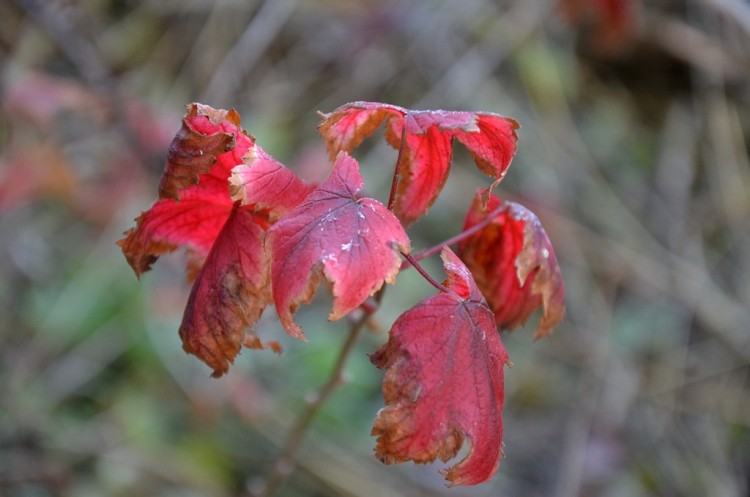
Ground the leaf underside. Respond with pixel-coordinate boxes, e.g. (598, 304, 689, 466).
(458, 192, 565, 339)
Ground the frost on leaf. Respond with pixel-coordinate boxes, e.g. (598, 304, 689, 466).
(118, 103, 307, 376)
(267, 152, 410, 339)
(318, 101, 519, 226)
(371, 247, 510, 486)
(458, 192, 565, 339)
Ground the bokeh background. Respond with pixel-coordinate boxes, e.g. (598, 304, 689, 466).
(1, 0, 749, 496)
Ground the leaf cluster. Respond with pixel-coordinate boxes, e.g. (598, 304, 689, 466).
(118, 101, 565, 486)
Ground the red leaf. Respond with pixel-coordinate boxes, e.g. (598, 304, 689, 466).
(118, 104, 308, 375)
(318, 101, 519, 225)
(268, 152, 410, 338)
(179, 204, 273, 378)
(158, 102, 254, 200)
(119, 103, 259, 277)
(229, 146, 316, 221)
(458, 193, 565, 339)
(371, 247, 510, 486)
(117, 187, 234, 276)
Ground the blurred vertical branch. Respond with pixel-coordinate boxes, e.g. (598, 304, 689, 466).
(248, 292, 384, 497)
(203, 0, 296, 106)
(13, 0, 111, 89)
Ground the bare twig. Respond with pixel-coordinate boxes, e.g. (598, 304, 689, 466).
(14, 0, 110, 89)
(401, 202, 508, 270)
(248, 291, 384, 497)
(400, 251, 452, 295)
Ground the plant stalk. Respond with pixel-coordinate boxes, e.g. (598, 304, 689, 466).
(401, 251, 451, 294)
(250, 292, 384, 497)
(401, 202, 507, 270)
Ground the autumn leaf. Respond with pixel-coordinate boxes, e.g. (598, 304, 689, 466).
(371, 247, 510, 486)
(118, 103, 309, 376)
(267, 152, 411, 339)
(179, 205, 273, 377)
(118, 104, 256, 276)
(229, 145, 316, 221)
(458, 192, 565, 339)
(158, 103, 252, 200)
(318, 101, 519, 226)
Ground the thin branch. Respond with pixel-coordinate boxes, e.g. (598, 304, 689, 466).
(400, 202, 507, 270)
(249, 291, 385, 497)
(14, 0, 110, 89)
(401, 251, 451, 294)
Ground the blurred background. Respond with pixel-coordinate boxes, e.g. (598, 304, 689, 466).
(1, 0, 749, 496)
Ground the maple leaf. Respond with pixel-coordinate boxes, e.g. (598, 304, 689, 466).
(229, 146, 316, 221)
(267, 152, 411, 339)
(118, 103, 255, 276)
(318, 101, 519, 226)
(118, 103, 309, 376)
(158, 103, 252, 200)
(458, 192, 565, 339)
(371, 247, 511, 486)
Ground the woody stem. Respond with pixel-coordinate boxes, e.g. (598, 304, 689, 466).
(249, 291, 384, 497)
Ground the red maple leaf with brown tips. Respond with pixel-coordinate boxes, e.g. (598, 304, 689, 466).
(371, 247, 510, 486)
(267, 152, 410, 338)
(458, 192, 565, 339)
(118, 104, 310, 376)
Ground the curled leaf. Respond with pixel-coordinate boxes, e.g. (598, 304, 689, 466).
(458, 193, 565, 339)
(159, 103, 252, 200)
(371, 247, 510, 486)
(118, 104, 309, 375)
(268, 152, 410, 338)
(117, 188, 234, 277)
(318, 101, 519, 225)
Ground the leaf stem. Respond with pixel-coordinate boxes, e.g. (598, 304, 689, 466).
(400, 202, 507, 270)
(386, 123, 408, 211)
(249, 292, 384, 497)
(401, 251, 451, 294)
